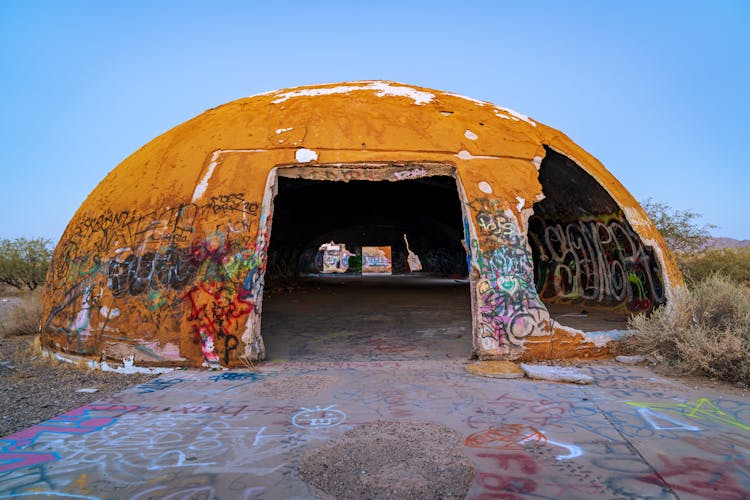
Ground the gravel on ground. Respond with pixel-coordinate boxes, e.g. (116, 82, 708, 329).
(0, 335, 156, 437)
(298, 421, 476, 499)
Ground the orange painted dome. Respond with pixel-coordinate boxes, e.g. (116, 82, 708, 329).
(41, 81, 681, 369)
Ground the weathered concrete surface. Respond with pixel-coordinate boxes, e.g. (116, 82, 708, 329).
(1, 359, 749, 499)
(41, 80, 685, 368)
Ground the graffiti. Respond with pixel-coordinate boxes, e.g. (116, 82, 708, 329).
(469, 198, 549, 351)
(0, 405, 139, 473)
(464, 424, 581, 461)
(626, 398, 750, 431)
(464, 424, 546, 450)
(136, 378, 185, 395)
(291, 405, 346, 429)
(529, 214, 665, 311)
(208, 372, 263, 383)
(635, 407, 701, 431)
(44, 192, 263, 366)
(107, 246, 195, 297)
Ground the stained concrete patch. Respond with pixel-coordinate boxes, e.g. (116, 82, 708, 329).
(520, 363, 593, 384)
(616, 355, 648, 364)
(466, 360, 524, 379)
(298, 421, 475, 499)
(252, 375, 337, 399)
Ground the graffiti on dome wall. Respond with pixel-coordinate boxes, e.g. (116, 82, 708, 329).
(43, 192, 266, 367)
(466, 197, 550, 354)
(528, 213, 665, 312)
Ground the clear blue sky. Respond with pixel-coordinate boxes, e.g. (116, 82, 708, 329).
(1, 1, 748, 241)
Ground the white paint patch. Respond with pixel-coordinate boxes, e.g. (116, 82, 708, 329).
(520, 364, 593, 384)
(495, 112, 511, 120)
(272, 81, 435, 105)
(481, 337, 498, 350)
(295, 148, 318, 163)
(192, 149, 267, 202)
(532, 156, 543, 170)
(43, 349, 175, 374)
(516, 197, 525, 212)
(100, 306, 120, 318)
(275, 127, 293, 134)
(478, 181, 493, 194)
(580, 329, 629, 347)
(192, 151, 221, 202)
(441, 91, 490, 106)
(495, 106, 536, 127)
(456, 150, 497, 160)
(464, 130, 478, 140)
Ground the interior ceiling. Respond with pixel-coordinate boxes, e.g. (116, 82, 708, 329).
(533, 146, 621, 221)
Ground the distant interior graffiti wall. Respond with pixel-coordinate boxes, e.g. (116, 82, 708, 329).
(528, 148, 666, 313)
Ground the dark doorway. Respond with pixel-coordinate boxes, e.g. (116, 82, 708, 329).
(261, 173, 472, 361)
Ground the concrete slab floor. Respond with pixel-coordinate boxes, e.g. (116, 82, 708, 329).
(1, 358, 749, 499)
(262, 276, 474, 362)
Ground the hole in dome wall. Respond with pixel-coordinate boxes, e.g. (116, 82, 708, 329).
(528, 147, 666, 331)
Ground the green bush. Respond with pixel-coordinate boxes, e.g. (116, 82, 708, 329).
(679, 247, 750, 286)
(621, 274, 750, 384)
(0, 237, 53, 291)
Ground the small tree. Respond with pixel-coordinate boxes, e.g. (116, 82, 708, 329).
(0, 237, 53, 291)
(640, 198, 716, 254)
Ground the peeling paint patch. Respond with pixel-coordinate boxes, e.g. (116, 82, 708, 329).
(495, 106, 536, 127)
(43, 350, 175, 374)
(275, 127, 293, 134)
(464, 130, 478, 140)
(295, 148, 318, 163)
(516, 197, 525, 212)
(478, 181, 493, 194)
(441, 92, 490, 106)
(100, 306, 120, 318)
(532, 156, 543, 170)
(192, 151, 221, 202)
(580, 330, 629, 347)
(272, 81, 435, 106)
(456, 150, 497, 161)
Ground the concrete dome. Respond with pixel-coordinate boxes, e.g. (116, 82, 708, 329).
(41, 81, 682, 369)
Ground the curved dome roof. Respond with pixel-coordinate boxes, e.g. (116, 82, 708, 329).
(41, 81, 681, 369)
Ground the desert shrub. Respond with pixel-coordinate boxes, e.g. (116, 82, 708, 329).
(0, 237, 53, 291)
(0, 290, 42, 336)
(621, 274, 750, 384)
(678, 247, 750, 286)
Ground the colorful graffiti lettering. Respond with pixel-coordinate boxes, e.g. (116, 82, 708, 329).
(0, 405, 139, 473)
(626, 398, 750, 431)
(469, 198, 550, 351)
(529, 214, 665, 312)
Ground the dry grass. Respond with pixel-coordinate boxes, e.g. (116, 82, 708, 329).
(0, 290, 41, 337)
(620, 274, 750, 384)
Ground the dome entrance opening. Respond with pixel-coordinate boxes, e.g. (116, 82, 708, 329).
(260, 168, 472, 362)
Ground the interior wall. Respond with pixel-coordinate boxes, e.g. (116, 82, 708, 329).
(265, 173, 467, 282)
(528, 147, 666, 313)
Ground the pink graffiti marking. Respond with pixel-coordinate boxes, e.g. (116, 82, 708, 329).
(0, 404, 140, 473)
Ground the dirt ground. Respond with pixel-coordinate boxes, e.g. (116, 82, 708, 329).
(0, 292, 156, 438)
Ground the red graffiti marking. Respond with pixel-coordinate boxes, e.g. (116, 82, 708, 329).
(648, 454, 750, 499)
(465, 424, 546, 450)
